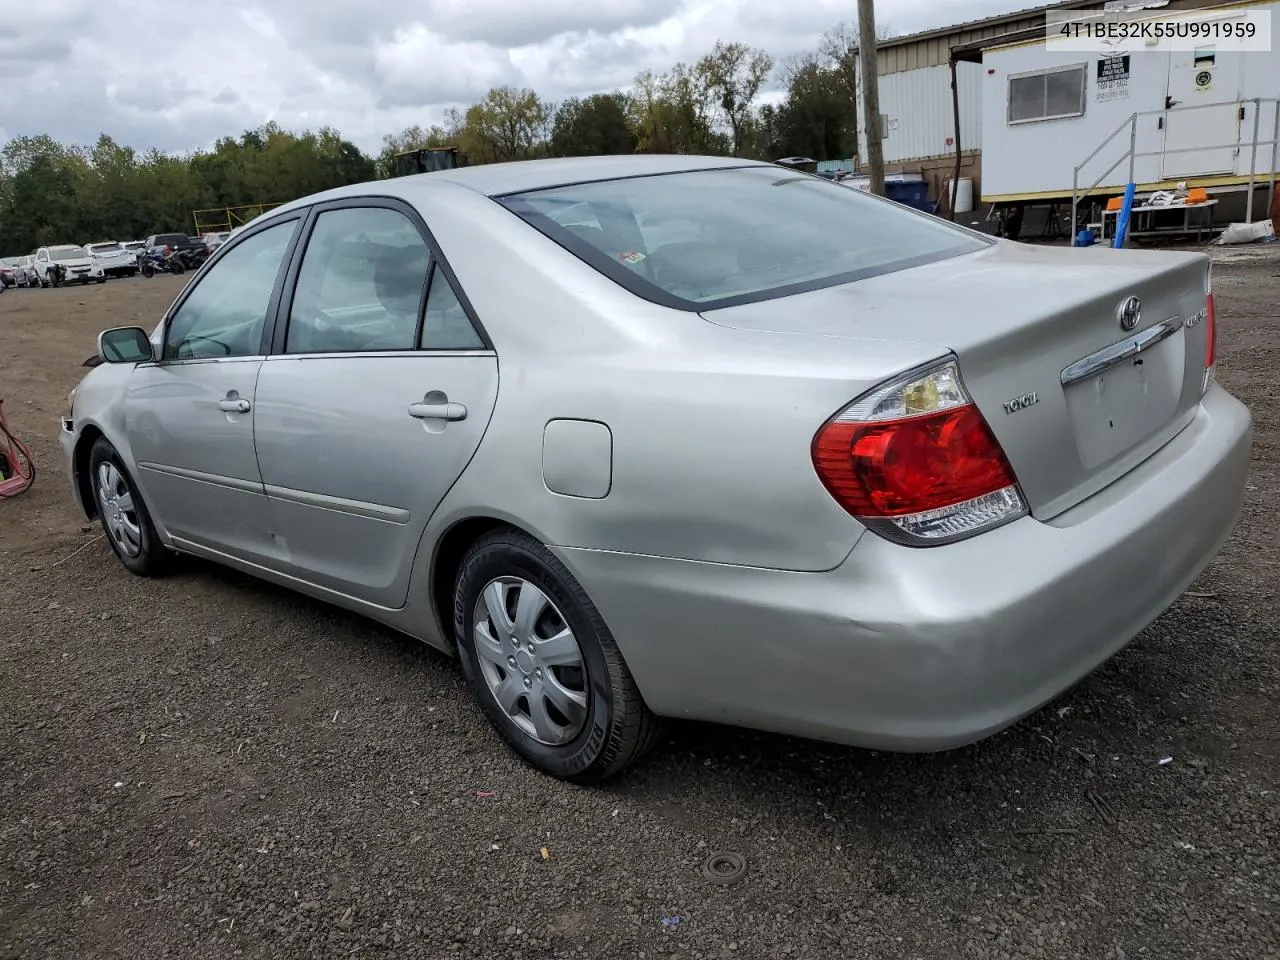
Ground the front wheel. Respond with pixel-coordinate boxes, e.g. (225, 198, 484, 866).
(453, 529, 664, 783)
(88, 437, 173, 577)
(141, 263, 154, 278)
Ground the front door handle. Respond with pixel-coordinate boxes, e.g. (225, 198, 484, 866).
(218, 397, 251, 414)
(408, 400, 467, 421)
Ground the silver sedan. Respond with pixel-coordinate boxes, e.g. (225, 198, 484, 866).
(61, 155, 1252, 782)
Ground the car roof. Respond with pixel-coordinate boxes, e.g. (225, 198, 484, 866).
(268, 155, 770, 215)
(426, 154, 766, 196)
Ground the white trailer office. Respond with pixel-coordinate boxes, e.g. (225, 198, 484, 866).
(973, 0, 1280, 221)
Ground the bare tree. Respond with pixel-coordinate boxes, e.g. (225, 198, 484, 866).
(698, 41, 775, 157)
(819, 19, 896, 156)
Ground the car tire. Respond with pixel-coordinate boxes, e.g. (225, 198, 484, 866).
(453, 528, 664, 783)
(88, 437, 173, 577)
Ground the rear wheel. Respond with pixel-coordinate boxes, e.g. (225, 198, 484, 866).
(88, 437, 172, 577)
(453, 529, 664, 783)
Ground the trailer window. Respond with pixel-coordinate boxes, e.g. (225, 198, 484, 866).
(1008, 64, 1087, 123)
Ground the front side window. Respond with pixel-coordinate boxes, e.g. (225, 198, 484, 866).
(286, 207, 430, 354)
(499, 166, 989, 310)
(164, 219, 297, 360)
(1008, 65, 1087, 123)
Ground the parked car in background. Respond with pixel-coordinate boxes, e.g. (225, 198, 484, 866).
(122, 241, 146, 257)
(62, 155, 1251, 784)
(0, 260, 14, 289)
(33, 245, 105, 286)
(141, 233, 204, 260)
(85, 241, 139, 279)
(13, 255, 38, 287)
(200, 231, 231, 253)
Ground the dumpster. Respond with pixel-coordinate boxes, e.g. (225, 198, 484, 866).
(884, 179, 930, 211)
(840, 173, 932, 212)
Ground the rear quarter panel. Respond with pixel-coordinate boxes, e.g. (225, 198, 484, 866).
(395, 181, 947, 574)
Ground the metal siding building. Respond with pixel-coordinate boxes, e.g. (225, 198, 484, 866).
(857, 63, 983, 166)
(853, 5, 1059, 203)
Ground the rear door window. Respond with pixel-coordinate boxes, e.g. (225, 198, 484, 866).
(499, 166, 989, 310)
(284, 206, 431, 354)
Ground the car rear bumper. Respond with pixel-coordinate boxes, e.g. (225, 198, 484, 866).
(553, 383, 1252, 751)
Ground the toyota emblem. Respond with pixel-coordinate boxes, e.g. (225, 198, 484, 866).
(1118, 296, 1141, 331)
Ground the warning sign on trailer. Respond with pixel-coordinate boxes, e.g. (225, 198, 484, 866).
(1096, 54, 1131, 102)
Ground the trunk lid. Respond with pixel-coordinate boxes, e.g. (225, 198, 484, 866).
(701, 240, 1212, 520)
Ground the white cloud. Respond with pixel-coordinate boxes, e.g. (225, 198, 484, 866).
(0, 0, 1031, 155)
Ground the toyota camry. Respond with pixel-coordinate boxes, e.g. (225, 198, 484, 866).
(61, 155, 1251, 782)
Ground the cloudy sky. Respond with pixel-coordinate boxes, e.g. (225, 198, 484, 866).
(1, 0, 1030, 155)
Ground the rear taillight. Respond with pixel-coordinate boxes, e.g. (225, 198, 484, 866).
(812, 359, 1028, 545)
(1202, 266, 1216, 394)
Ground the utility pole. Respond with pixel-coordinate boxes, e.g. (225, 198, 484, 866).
(857, 0, 886, 196)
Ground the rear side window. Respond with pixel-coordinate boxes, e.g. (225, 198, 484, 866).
(499, 166, 989, 310)
(286, 206, 430, 354)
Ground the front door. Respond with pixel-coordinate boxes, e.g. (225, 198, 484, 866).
(251, 202, 498, 609)
(124, 217, 300, 560)
(1162, 41, 1244, 178)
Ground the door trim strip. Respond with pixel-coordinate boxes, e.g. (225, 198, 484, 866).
(263, 484, 410, 524)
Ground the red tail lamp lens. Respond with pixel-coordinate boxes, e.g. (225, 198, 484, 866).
(813, 404, 1019, 518)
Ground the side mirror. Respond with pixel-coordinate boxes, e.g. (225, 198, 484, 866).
(97, 326, 155, 364)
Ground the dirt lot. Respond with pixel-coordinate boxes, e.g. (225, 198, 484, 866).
(1, 265, 1278, 960)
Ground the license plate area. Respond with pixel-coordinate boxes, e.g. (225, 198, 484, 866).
(1063, 330, 1185, 469)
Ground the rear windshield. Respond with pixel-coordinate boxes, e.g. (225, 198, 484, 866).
(155, 234, 189, 245)
(90, 243, 122, 253)
(498, 166, 989, 310)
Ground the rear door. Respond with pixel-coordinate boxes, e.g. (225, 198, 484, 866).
(252, 199, 498, 608)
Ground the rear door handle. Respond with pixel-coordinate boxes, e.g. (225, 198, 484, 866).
(408, 401, 467, 421)
(218, 398, 251, 414)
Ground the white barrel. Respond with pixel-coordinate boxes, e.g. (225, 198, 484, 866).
(949, 177, 974, 215)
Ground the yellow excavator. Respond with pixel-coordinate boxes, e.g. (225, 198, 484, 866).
(391, 147, 468, 178)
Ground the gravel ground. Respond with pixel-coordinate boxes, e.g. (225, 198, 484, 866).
(1, 263, 1278, 960)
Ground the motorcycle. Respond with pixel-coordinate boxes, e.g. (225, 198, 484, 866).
(173, 244, 210, 273)
(139, 249, 185, 278)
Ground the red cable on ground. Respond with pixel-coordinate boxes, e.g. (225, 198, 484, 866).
(0, 398, 36, 499)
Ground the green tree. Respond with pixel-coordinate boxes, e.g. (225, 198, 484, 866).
(549, 93, 637, 157)
(461, 86, 550, 163)
(766, 54, 856, 162)
(0, 124, 376, 253)
(630, 65, 725, 156)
